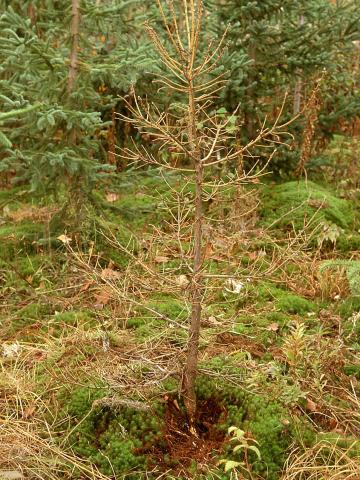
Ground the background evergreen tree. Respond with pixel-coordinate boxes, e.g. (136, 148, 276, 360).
(0, 0, 358, 188)
(0, 0, 155, 209)
(212, 0, 360, 174)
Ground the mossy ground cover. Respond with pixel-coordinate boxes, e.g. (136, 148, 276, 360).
(1, 175, 359, 479)
(259, 180, 357, 230)
(259, 181, 360, 253)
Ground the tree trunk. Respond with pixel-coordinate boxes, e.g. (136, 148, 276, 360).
(183, 74, 203, 432)
(68, 0, 80, 94)
(293, 14, 305, 115)
(67, 0, 81, 215)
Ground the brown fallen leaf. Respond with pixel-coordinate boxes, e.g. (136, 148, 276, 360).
(106, 192, 119, 202)
(306, 398, 317, 412)
(203, 241, 214, 259)
(328, 418, 338, 430)
(100, 268, 121, 280)
(267, 322, 279, 332)
(154, 255, 169, 263)
(23, 405, 36, 419)
(57, 233, 72, 244)
(32, 350, 47, 362)
(94, 288, 111, 309)
(80, 280, 94, 292)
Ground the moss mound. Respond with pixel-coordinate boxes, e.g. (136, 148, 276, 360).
(336, 233, 360, 253)
(276, 292, 316, 315)
(337, 296, 360, 319)
(55, 377, 317, 480)
(242, 281, 317, 315)
(260, 181, 356, 231)
(196, 377, 315, 480)
(58, 386, 165, 478)
(0, 221, 45, 258)
(3, 302, 52, 339)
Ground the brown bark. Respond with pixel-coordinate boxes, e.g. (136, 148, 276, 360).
(183, 72, 203, 431)
(68, 0, 80, 146)
(107, 108, 117, 165)
(68, 0, 80, 94)
(293, 15, 305, 115)
(293, 77, 303, 115)
(27, 3, 37, 26)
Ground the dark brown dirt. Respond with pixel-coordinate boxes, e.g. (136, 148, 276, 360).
(205, 331, 266, 358)
(148, 396, 227, 477)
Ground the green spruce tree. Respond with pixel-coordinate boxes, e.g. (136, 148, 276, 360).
(0, 0, 155, 210)
(211, 0, 360, 174)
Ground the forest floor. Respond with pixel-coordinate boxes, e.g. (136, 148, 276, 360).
(0, 138, 360, 480)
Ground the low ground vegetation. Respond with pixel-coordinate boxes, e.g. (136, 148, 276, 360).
(1, 136, 359, 479)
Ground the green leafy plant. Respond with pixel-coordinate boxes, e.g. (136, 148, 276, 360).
(218, 426, 261, 476)
(283, 323, 307, 367)
(316, 221, 343, 249)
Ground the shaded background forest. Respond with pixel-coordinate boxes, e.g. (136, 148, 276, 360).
(1, 0, 359, 199)
(0, 1, 360, 480)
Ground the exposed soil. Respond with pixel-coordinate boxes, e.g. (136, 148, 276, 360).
(148, 396, 227, 477)
(205, 332, 266, 358)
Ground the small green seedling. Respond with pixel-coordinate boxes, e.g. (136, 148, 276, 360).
(218, 426, 261, 475)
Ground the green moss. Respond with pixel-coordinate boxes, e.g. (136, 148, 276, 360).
(234, 312, 288, 339)
(63, 385, 107, 418)
(127, 318, 162, 340)
(57, 385, 164, 478)
(0, 186, 27, 203)
(337, 296, 360, 319)
(129, 294, 188, 330)
(146, 294, 187, 321)
(88, 216, 137, 269)
(200, 355, 249, 377)
(266, 311, 291, 326)
(256, 282, 285, 302)
(12, 254, 52, 276)
(127, 317, 146, 329)
(260, 181, 356, 231)
(51, 310, 95, 326)
(343, 364, 360, 380)
(195, 376, 311, 480)
(0, 221, 45, 258)
(245, 281, 317, 314)
(19, 302, 46, 319)
(336, 233, 360, 253)
(233, 311, 292, 347)
(6, 308, 95, 344)
(55, 376, 317, 479)
(109, 191, 159, 230)
(233, 323, 247, 335)
(242, 398, 291, 479)
(162, 377, 178, 392)
(128, 316, 188, 345)
(5, 302, 51, 337)
(276, 292, 316, 315)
